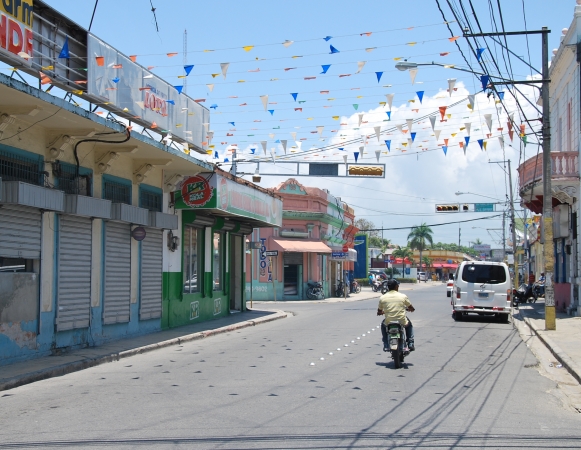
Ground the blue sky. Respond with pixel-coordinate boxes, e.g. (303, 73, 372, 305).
(38, 0, 577, 247)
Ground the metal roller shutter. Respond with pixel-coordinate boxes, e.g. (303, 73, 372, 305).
(0, 205, 41, 259)
(103, 221, 131, 324)
(140, 228, 163, 320)
(56, 216, 92, 331)
(283, 252, 303, 265)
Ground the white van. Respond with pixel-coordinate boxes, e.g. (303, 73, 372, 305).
(452, 261, 511, 323)
(417, 272, 428, 282)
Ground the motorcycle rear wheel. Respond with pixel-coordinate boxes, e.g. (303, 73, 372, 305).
(393, 349, 403, 369)
(355, 284, 361, 293)
(306, 288, 317, 300)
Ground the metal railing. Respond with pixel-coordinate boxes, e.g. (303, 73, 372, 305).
(517, 151, 579, 189)
(0, 149, 43, 185)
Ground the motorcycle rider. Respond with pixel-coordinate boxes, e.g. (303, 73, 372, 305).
(377, 279, 415, 352)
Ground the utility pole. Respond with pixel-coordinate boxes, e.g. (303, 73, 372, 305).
(541, 26, 556, 329)
(502, 212, 506, 262)
(183, 29, 188, 94)
(507, 159, 518, 287)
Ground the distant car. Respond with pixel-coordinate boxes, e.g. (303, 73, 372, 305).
(417, 272, 427, 282)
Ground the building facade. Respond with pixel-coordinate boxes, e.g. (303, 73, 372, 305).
(246, 178, 358, 300)
(0, 2, 281, 365)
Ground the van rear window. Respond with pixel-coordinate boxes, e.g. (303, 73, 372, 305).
(461, 264, 506, 284)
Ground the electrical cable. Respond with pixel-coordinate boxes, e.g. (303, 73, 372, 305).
(364, 213, 503, 231)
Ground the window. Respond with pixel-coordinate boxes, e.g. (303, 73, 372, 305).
(52, 161, 92, 196)
(0, 146, 43, 185)
(461, 264, 507, 284)
(140, 185, 162, 212)
(183, 227, 200, 294)
(213, 232, 222, 291)
(103, 178, 131, 204)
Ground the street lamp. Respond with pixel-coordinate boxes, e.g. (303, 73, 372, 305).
(455, 191, 503, 202)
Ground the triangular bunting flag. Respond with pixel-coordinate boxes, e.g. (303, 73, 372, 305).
(330, 45, 340, 54)
(434, 129, 441, 140)
(464, 136, 470, 147)
(59, 36, 70, 58)
(410, 132, 416, 143)
(442, 146, 448, 155)
(291, 93, 298, 101)
(358, 113, 364, 126)
(356, 61, 366, 73)
(476, 48, 486, 61)
(385, 140, 391, 151)
(375, 72, 383, 83)
(386, 111, 391, 120)
(439, 106, 447, 120)
(174, 85, 184, 94)
(429, 116, 436, 130)
(416, 91, 424, 103)
(484, 113, 492, 132)
(260, 141, 267, 155)
(353, 104, 359, 110)
(386, 93, 394, 110)
(480, 75, 490, 91)
(321, 64, 331, 74)
(467, 94, 475, 110)
(477, 139, 484, 150)
(220, 63, 230, 79)
(409, 68, 418, 85)
(268, 110, 274, 115)
(374, 126, 381, 142)
(206, 84, 214, 92)
(406, 118, 413, 132)
(354, 151, 359, 162)
(260, 95, 268, 111)
(184, 65, 194, 76)
(464, 122, 471, 135)
(280, 140, 287, 154)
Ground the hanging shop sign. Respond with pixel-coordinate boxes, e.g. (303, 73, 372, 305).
(86, 33, 209, 151)
(174, 173, 282, 227)
(0, 0, 33, 67)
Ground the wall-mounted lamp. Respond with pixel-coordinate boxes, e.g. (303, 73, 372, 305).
(167, 230, 179, 252)
(252, 168, 261, 183)
(133, 163, 153, 183)
(96, 151, 119, 173)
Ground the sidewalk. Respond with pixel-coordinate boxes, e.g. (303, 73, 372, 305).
(514, 300, 581, 385)
(0, 308, 288, 392)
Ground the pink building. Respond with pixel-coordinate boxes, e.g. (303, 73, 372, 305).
(246, 179, 358, 301)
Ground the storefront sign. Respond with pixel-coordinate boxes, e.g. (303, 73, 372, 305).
(0, 0, 33, 67)
(174, 173, 282, 227)
(259, 237, 272, 282)
(131, 226, 147, 241)
(87, 33, 208, 150)
(473, 244, 491, 251)
(180, 175, 214, 207)
(264, 251, 278, 257)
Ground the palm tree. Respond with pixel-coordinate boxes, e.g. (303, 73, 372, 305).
(393, 246, 413, 278)
(408, 223, 434, 275)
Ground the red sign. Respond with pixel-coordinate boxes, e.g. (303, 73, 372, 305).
(342, 244, 348, 252)
(0, 3, 34, 64)
(181, 175, 213, 207)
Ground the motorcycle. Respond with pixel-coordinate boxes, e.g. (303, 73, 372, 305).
(371, 279, 382, 292)
(335, 280, 345, 297)
(350, 280, 361, 294)
(380, 280, 390, 294)
(306, 281, 324, 300)
(386, 321, 409, 369)
(533, 282, 545, 298)
(512, 283, 538, 306)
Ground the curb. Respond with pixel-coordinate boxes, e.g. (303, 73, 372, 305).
(0, 310, 288, 392)
(520, 314, 581, 385)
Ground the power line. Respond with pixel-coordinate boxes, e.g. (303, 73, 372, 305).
(363, 213, 503, 231)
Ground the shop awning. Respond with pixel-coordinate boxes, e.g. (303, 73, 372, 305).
(271, 239, 332, 254)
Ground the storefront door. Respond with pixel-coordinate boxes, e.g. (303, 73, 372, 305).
(283, 252, 303, 299)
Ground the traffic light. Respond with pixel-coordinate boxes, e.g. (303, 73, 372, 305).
(435, 204, 459, 212)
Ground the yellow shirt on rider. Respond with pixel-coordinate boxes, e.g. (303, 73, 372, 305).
(378, 290, 412, 326)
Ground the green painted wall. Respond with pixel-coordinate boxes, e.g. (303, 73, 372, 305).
(162, 272, 182, 330)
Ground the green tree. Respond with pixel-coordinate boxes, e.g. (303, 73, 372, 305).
(473, 238, 483, 246)
(392, 246, 413, 278)
(408, 223, 434, 275)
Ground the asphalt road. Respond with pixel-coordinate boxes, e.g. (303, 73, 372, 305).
(1, 284, 581, 449)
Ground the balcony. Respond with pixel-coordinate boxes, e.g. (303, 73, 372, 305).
(517, 151, 579, 214)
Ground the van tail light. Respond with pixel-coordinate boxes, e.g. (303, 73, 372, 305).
(462, 306, 474, 309)
(506, 289, 511, 302)
(493, 307, 504, 311)
(456, 288, 461, 299)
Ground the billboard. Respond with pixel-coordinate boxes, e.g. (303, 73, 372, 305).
(0, 0, 33, 67)
(87, 34, 209, 152)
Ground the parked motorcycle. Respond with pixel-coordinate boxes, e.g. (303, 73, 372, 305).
(512, 283, 538, 306)
(306, 281, 324, 300)
(335, 280, 345, 297)
(386, 321, 409, 369)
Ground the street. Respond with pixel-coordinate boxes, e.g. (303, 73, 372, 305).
(2, 284, 581, 449)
